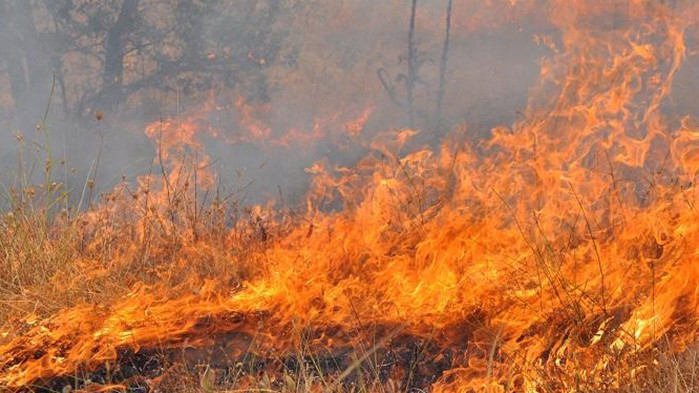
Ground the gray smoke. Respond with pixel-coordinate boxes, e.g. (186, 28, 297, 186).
(8, 1, 695, 208)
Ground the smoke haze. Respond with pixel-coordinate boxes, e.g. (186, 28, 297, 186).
(0, 0, 696, 206)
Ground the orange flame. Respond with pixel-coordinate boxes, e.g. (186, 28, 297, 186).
(3, 1, 699, 392)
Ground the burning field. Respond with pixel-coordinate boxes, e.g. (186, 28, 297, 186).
(2, 0, 699, 392)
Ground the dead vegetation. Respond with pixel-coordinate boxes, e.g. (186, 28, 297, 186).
(3, 1, 699, 393)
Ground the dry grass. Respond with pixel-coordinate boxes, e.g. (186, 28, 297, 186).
(0, 135, 406, 393)
(0, 132, 697, 393)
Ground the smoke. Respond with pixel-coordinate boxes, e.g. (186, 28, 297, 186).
(5, 0, 695, 207)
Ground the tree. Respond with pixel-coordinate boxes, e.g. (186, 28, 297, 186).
(0, 0, 51, 129)
(0, 0, 299, 123)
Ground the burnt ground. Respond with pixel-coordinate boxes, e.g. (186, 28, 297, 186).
(20, 332, 457, 393)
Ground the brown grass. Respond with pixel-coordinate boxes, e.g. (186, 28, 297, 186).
(0, 133, 697, 393)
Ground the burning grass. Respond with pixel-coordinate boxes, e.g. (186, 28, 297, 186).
(4, 1, 699, 392)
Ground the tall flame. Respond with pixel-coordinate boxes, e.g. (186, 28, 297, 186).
(3, 1, 699, 392)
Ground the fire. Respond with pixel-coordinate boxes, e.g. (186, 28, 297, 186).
(3, 1, 699, 392)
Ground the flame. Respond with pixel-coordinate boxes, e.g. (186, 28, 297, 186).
(3, 1, 699, 392)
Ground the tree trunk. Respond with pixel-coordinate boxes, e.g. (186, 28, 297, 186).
(0, 0, 50, 130)
(406, 0, 418, 129)
(97, 0, 139, 113)
(435, 0, 453, 136)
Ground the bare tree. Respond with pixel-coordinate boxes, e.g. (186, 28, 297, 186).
(406, 0, 418, 128)
(435, 0, 453, 135)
